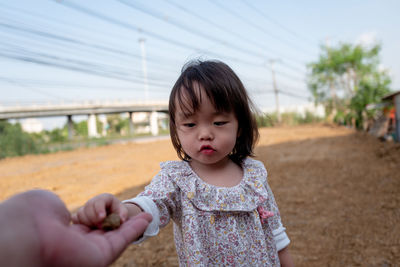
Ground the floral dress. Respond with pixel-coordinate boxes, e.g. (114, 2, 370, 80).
(125, 157, 290, 266)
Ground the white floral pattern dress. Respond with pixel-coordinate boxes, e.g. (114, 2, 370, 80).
(124, 158, 290, 266)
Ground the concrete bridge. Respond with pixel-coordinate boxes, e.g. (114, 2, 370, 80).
(0, 100, 169, 138)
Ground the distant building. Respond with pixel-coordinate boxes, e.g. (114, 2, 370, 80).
(131, 112, 149, 123)
(129, 112, 168, 134)
(21, 118, 44, 133)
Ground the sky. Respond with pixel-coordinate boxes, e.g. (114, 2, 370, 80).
(1, 0, 399, 129)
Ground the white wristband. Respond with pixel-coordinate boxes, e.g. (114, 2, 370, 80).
(122, 196, 160, 244)
(272, 226, 290, 251)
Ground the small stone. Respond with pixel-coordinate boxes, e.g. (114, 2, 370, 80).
(101, 213, 121, 231)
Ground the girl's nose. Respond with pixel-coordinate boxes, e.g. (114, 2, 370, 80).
(198, 126, 213, 140)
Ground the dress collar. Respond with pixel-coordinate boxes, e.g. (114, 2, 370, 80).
(160, 158, 269, 212)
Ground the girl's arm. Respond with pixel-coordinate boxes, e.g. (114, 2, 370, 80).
(122, 170, 179, 243)
(124, 202, 143, 217)
(278, 246, 294, 267)
(259, 162, 293, 265)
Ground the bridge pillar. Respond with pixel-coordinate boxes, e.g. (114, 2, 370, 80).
(88, 113, 98, 138)
(150, 111, 159, 136)
(128, 112, 134, 135)
(67, 115, 74, 140)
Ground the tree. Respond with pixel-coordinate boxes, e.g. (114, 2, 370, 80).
(350, 70, 392, 128)
(307, 42, 392, 128)
(46, 128, 68, 142)
(0, 120, 39, 158)
(106, 114, 129, 135)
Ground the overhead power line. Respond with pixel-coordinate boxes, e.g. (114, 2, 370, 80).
(0, 3, 185, 68)
(55, 1, 210, 55)
(53, 1, 307, 83)
(0, 77, 73, 101)
(252, 89, 309, 100)
(0, 76, 173, 94)
(209, 0, 314, 58)
(240, 0, 317, 47)
(119, 0, 306, 75)
(1, 17, 304, 86)
(278, 89, 309, 100)
(0, 47, 171, 88)
(165, 0, 308, 75)
(129, 0, 301, 71)
(0, 22, 177, 75)
(0, 1, 312, 105)
(117, 1, 271, 61)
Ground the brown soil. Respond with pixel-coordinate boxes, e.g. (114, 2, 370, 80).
(1, 125, 399, 266)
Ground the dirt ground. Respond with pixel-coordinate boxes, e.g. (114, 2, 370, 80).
(1, 125, 399, 266)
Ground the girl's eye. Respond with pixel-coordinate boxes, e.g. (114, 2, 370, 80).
(214, 121, 228, 126)
(183, 123, 196, 128)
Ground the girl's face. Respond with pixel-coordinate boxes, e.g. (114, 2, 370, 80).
(174, 86, 239, 168)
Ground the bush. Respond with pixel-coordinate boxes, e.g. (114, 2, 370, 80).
(47, 128, 68, 143)
(0, 120, 39, 159)
(256, 113, 277, 127)
(256, 111, 323, 127)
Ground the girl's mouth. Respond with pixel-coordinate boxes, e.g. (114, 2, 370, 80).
(200, 145, 215, 155)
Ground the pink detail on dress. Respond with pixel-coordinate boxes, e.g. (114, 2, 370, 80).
(257, 206, 274, 224)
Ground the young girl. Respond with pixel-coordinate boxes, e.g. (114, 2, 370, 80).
(73, 60, 293, 266)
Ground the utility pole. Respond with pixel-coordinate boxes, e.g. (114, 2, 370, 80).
(269, 59, 281, 124)
(139, 38, 149, 101)
(325, 36, 337, 122)
(325, 38, 336, 106)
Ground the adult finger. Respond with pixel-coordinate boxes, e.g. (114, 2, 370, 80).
(118, 204, 128, 223)
(71, 212, 79, 224)
(104, 212, 152, 259)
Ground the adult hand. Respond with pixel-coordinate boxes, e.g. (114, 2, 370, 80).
(0, 190, 152, 267)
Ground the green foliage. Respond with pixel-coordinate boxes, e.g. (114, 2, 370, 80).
(302, 111, 324, 124)
(0, 120, 39, 159)
(47, 128, 68, 142)
(74, 120, 88, 136)
(256, 111, 323, 127)
(307, 42, 392, 129)
(0, 113, 168, 159)
(96, 119, 103, 134)
(256, 113, 277, 127)
(106, 114, 130, 136)
(349, 72, 391, 128)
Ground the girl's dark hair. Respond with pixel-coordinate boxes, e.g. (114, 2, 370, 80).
(169, 60, 259, 165)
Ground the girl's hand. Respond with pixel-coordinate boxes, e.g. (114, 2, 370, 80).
(72, 193, 128, 229)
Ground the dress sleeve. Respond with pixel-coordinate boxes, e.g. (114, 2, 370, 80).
(123, 170, 180, 243)
(263, 168, 291, 251)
